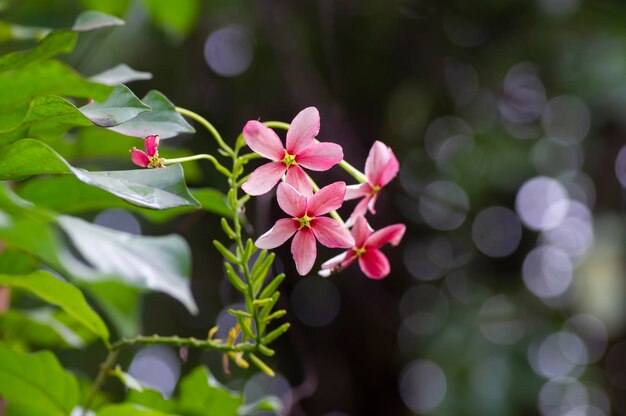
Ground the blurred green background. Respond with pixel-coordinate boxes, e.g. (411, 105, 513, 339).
(5, 0, 626, 415)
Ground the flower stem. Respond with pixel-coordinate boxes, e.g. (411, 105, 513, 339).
(176, 107, 234, 155)
(162, 154, 231, 177)
(82, 349, 119, 415)
(111, 335, 244, 352)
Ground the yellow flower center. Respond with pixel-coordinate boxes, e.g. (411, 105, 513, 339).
(370, 185, 381, 196)
(283, 152, 298, 168)
(296, 214, 314, 229)
(355, 246, 366, 257)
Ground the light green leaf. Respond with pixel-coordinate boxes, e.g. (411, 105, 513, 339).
(0, 341, 80, 416)
(90, 64, 153, 85)
(97, 403, 171, 416)
(0, 30, 76, 72)
(127, 389, 178, 413)
(57, 215, 198, 314)
(83, 281, 141, 338)
(145, 0, 200, 37)
(238, 397, 283, 415)
(0, 59, 112, 108)
(0, 139, 200, 209)
(178, 366, 243, 416)
(111, 367, 146, 392)
(110, 90, 195, 139)
(79, 0, 131, 17)
(79, 84, 151, 127)
(72, 10, 125, 32)
(0, 270, 110, 341)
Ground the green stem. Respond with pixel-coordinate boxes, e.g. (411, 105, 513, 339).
(82, 349, 119, 415)
(176, 107, 234, 155)
(111, 335, 244, 352)
(162, 154, 231, 177)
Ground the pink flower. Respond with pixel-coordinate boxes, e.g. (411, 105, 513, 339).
(255, 181, 355, 275)
(130, 135, 163, 168)
(344, 141, 399, 226)
(241, 107, 343, 196)
(320, 216, 405, 279)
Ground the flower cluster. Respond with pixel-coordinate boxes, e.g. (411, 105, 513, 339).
(242, 107, 405, 279)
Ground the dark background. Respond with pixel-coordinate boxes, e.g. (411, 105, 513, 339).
(4, 0, 626, 415)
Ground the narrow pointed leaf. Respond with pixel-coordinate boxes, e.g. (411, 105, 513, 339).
(72, 11, 125, 32)
(0, 341, 80, 415)
(0, 270, 109, 341)
(90, 63, 152, 85)
(109, 90, 195, 139)
(79, 84, 151, 127)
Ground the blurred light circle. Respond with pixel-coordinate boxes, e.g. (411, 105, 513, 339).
(443, 58, 478, 106)
(499, 62, 546, 124)
(399, 360, 447, 413)
(419, 180, 469, 230)
(479, 295, 526, 345)
(442, 14, 488, 48)
(399, 285, 449, 336)
(215, 303, 245, 340)
(403, 240, 442, 281)
(532, 139, 583, 175)
(563, 314, 608, 363)
(515, 177, 569, 231)
(529, 332, 587, 378)
(472, 206, 522, 258)
(541, 206, 593, 266)
(94, 209, 141, 235)
(538, 0, 582, 18)
(290, 278, 340, 327)
(204, 25, 253, 77)
(614, 145, 626, 188)
(128, 345, 180, 397)
(459, 88, 498, 133)
(444, 270, 489, 304)
(558, 171, 596, 208)
(470, 356, 510, 402)
(542, 95, 591, 145)
(538, 377, 588, 416)
(244, 372, 291, 410)
(523, 246, 573, 298)
(423, 116, 473, 167)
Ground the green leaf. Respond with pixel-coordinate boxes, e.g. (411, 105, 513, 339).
(79, 0, 131, 17)
(0, 341, 80, 415)
(110, 367, 147, 392)
(72, 10, 125, 32)
(0, 30, 77, 72)
(90, 64, 153, 85)
(238, 397, 283, 415)
(97, 403, 171, 416)
(145, 0, 200, 37)
(79, 84, 152, 127)
(0, 270, 110, 341)
(57, 215, 198, 314)
(0, 59, 112, 109)
(110, 90, 195, 139)
(82, 281, 141, 338)
(0, 139, 200, 209)
(178, 366, 243, 416)
(127, 389, 178, 413)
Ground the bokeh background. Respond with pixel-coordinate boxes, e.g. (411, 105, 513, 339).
(5, 0, 626, 415)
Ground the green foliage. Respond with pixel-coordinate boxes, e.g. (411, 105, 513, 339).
(90, 64, 153, 86)
(0, 341, 80, 415)
(145, 0, 201, 38)
(0, 270, 109, 341)
(72, 10, 125, 32)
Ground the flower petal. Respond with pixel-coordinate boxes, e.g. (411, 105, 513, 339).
(243, 120, 285, 160)
(306, 181, 346, 217)
(311, 216, 354, 248)
(365, 141, 395, 186)
(321, 251, 348, 270)
(345, 183, 371, 201)
(352, 215, 373, 247)
(291, 228, 317, 275)
(367, 193, 378, 214)
(286, 107, 319, 155)
(144, 134, 160, 157)
(277, 182, 307, 217)
(379, 147, 399, 187)
(358, 249, 390, 279)
(241, 162, 286, 196)
(285, 165, 313, 197)
(130, 148, 150, 167)
(255, 218, 299, 249)
(365, 224, 406, 249)
(296, 142, 343, 171)
(345, 196, 371, 227)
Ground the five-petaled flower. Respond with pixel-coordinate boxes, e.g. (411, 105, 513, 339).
(320, 216, 405, 279)
(130, 134, 163, 168)
(344, 141, 399, 226)
(241, 107, 343, 196)
(255, 181, 354, 275)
